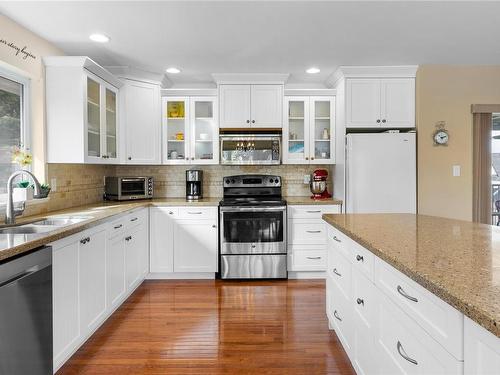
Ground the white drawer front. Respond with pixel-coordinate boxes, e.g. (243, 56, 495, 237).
(126, 208, 148, 229)
(327, 226, 351, 260)
(376, 290, 463, 375)
(288, 204, 340, 219)
(352, 268, 375, 331)
(178, 207, 217, 220)
(327, 247, 351, 300)
(107, 217, 126, 239)
(375, 258, 463, 360)
(351, 240, 374, 281)
(292, 250, 327, 271)
(327, 276, 353, 356)
(288, 221, 327, 245)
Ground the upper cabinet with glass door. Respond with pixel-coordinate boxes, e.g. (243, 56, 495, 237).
(283, 95, 335, 164)
(44, 56, 123, 164)
(162, 96, 218, 165)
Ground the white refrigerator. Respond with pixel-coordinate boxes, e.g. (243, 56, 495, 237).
(345, 132, 416, 213)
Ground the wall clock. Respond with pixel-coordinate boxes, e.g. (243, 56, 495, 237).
(433, 122, 449, 146)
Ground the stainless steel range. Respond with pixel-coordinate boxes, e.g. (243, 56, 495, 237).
(219, 175, 287, 279)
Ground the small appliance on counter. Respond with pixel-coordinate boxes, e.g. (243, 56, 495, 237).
(104, 176, 153, 201)
(186, 170, 203, 200)
(310, 169, 332, 200)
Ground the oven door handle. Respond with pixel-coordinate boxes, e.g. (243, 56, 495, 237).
(220, 206, 286, 212)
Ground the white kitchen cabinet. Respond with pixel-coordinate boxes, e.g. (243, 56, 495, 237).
(149, 206, 218, 276)
(125, 223, 146, 289)
(53, 238, 80, 369)
(464, 317, 500, 375)
(79, 228, 107, 336)
(162, 97, 218, 164)
(173, 219, 218, 272)
(122, 79, 161, 164)
(284, 96, 335, 164)
(219, 84, 282, 128)
(346, 78, 415, 128)
(287, 205, 341, 274)
(150, 207, 177, 272)
(44, 56, 123, 164)
(106, 234, 126, 309)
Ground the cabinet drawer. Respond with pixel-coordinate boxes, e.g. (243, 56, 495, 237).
(376, 289, 463, 375)
(178, 207, 217, 220)
(327, 248, 351, 300)
(126, 208, 148, 229)
(327, 276, 353, 356)
(375, 258, 463, 360)
(327, 226, 351, 265)
(107, 217, 127, 239)
(288, 221, 327, 245)
(351, 240, 374, 281)
(352, 268, 375, 329)
(288, 205, 340, 219)
(292, 249, 327, 271)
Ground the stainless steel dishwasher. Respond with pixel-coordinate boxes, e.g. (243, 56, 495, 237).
(0, 246, 52, 375)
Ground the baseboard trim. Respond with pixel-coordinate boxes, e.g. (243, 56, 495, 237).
(288, 271, 326, 279)
(146, 272, 215, 280)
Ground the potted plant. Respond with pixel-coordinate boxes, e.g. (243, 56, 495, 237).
(11, 146, 35, 202)
(34, 183, 51, 198)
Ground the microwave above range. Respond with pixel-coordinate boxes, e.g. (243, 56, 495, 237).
(220, 134, 281, 165)
(104, 176, 153, 201)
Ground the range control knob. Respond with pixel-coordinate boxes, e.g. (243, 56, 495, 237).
(269, 178, 274, 183)
(275, 179, 279, 183)
(231, 179, 235, 184)
(225, 179, 230, 184)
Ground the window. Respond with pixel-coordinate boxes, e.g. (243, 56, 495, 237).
(0, 68, 30, 195)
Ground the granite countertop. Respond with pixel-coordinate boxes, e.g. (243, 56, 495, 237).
(285, 196, 343, 205)
(0, 198, 220, 263)
(322, 213, 500, 338)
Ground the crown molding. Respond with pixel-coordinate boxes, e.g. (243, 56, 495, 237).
(212, 73, 289, 84)
(161, 88, 218, 97)
(326, 65, 419, 87)
(105, 65, 167, 86)
(284, 88, 336, 96)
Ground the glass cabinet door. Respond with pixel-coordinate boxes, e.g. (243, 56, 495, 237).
(285, 97, 309, 163)
(86, 77, 101, 159)
(310, 97, 334, 163)
(163, 98, 189, 163)
(104, 87, 117, 160)
(191, 97, 218, 164)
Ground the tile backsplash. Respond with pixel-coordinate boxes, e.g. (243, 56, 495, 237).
(7, 163, 333, 219)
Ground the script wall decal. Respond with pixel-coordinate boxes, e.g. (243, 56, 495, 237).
(0, 37, 36, 61)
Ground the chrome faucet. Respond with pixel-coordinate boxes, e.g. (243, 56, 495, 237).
(5, 170, 42, 225)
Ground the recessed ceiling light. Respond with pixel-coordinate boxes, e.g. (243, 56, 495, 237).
(166, 67, 181, 74)
(306, 67, 320, 74)
(89, 33, 110, 43)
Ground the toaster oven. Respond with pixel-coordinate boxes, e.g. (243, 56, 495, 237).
(104, 176, 153, 201)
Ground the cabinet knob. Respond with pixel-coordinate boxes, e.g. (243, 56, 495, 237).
(191, 157, 195, 160)
(212, 225, 217, 228)
(382, 119, 387, 123)
(356, 254, 364, 262)
(251, 120, 255, 124)
(185, 157, 188, 160)
(376, 119, 381, 123)
(311, 157, 315, 160)
(80, 238, 87, 245)
(169, 211, 174, 215)
(305, 157, 309, 160)
(128, 156, 132, 160)
(356, 298, 364, 306)
(246, 120, 250, 124)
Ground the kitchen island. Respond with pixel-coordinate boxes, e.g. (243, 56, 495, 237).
(322, 213, 500, 375)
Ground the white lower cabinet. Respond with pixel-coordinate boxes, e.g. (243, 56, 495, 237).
(150, 206, 218, 277)
(464, 317, 500, 375)
(52, 207, 149, 372)
(326, 225, 465, 375)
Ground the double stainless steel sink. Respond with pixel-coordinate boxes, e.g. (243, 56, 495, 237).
(0, 216, 91, 235)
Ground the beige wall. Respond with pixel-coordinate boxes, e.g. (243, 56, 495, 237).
(0, 14, 64, 180)
(417, 65, 500, 221)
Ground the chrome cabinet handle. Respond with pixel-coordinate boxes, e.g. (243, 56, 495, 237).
(169, 211, 174, 215)
(397, 285, 418, 303)
(333, 268, 342, 277)
(397, 341, 418, 365)
(128, 156, 132, 160)
(306, 210, 321, 213)
(80, 238, 87, 245)
(86, 236, 90, 243)
(246, 120, 250, 124)
(114, 224, 123, 229)
(333, 310, 342, 321)
(356, 254, 364, 262)
(251, 120, 255, 124)
(332, 236, 341, 243)
(306, 230, 321, 233)
(382, 119, 387, 123)
(212, 225, 217, 228)
(188, 212, 203, 215)
(356, 298, 364, 306)
(306, 256, 321, 260)
(125, 236, 132, 241)
(376, 119, 381, 123)
(130, 217, 138, 222)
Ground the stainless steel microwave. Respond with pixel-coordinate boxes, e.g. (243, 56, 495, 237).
(220, 134, 281, 165)
(104, 176, 153, 201)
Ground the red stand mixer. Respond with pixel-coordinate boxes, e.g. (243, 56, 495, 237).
(310, 169, 332, 200)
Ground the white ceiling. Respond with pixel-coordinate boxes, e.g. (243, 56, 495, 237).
(2, 1, 500, 86)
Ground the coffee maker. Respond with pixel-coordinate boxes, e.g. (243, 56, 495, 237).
(186, 170, 203, 201)
(310, 169, 332, 200)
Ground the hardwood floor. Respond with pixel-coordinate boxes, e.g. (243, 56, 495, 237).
(58, 280, 355, 375)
